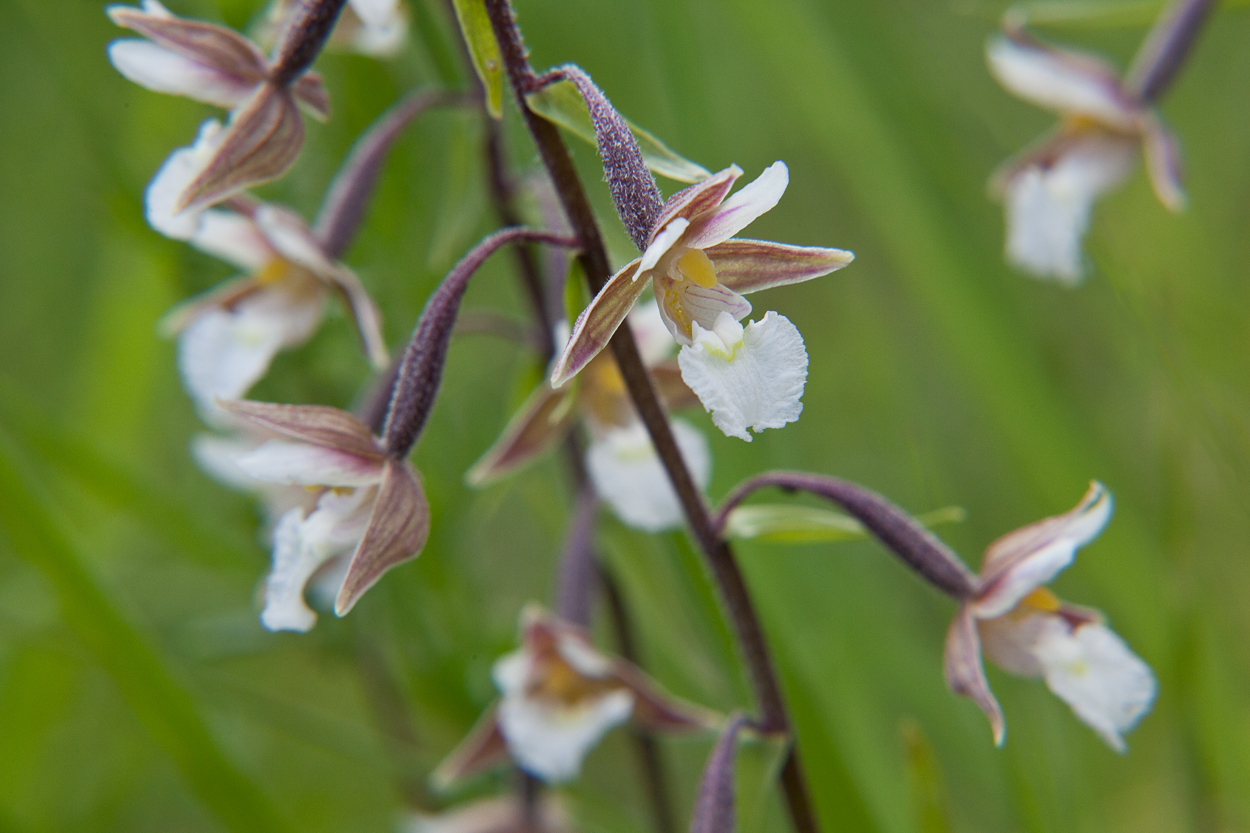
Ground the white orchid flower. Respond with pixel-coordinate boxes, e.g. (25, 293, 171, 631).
(550, 162, 853, 441)
(107, 0, 330, 210)
(214, 400, 430, 632)
(987, 28, 1186, 283)
(149, 122, 386, 419)
(944, 482, 1157, 751)
(470, 301, 710, 532)
(433, 607, 716, 786)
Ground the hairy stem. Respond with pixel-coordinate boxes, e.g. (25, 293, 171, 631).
(715, 472, 979, 599)
(483, 3, 818, 831)
(1126, 0, 1216, 102)
(270, 0, 349, 84)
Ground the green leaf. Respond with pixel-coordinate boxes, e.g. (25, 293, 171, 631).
(0, 432, 293, 833)
(450, 0, 504, 118)
(900, 718, 953, 833)
(525, 79, 712, 183)
(426, 110, 487, 271)
(724, 504, 966, 544)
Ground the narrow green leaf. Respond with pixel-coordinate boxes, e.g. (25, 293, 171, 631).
(526, 79, 712, 183)
(0, 433, 292, 833)
(450, 0, 504, 118)
(899, 718, 953, 833)
(724, 504, 966, 544)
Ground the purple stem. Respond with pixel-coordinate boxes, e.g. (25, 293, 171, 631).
(554, 487, 600, 628)
(381, 227, 578, 458)
(1126, 0, 1217, 103)
(316, 88, 472, 259)
(714, 472, 979, 600)
(691, 713, 747, 833)
(269, 0, 349, 85)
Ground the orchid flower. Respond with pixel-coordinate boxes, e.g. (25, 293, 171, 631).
(214, 400, 429, 632)
(469, 301, 709, 531)
(987, 27, 1186, 283)
(261, 0, 408, 58)
(434, 606, 715, 786)
(107, 0, 331, 211)
(944, 482, 1156, 751)
(551, 162, 853, 441)
(149, 124, 386, 418)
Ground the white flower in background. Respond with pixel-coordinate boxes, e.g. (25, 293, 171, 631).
(987, 27, 1186, 284)
(469, 301, 710, 532)
(214, 400, 430, 632)
(148, 121, 386, 420)
(107, 0, 330, 210)
(550, 162, 853, 441)
(260, 0, 409, 58)
(944, 482, 1156, 751)
(433, 607, 715, 786)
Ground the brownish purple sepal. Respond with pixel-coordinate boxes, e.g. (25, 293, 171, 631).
(335, 458, 430, 615)
(178, 84, 305, 212)
(943, 605, 1005, 746)
(217, 399, 384, 459)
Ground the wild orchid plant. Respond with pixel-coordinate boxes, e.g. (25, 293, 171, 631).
(106, 0, 1214, 830)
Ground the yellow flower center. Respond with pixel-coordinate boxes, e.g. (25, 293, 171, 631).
(1021, 587, 1062, 613)
(254, 258, 292, 285)
(530, 656, 618, 706)
(677, 248, 718, 288)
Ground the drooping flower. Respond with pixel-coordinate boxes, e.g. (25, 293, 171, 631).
(434, 606, 715, 786)
(987, 26, 1186, 283)
(215, 399, 429, 632)
(260, 0, 408, 58)
(149, 128, 386, 418)
(551, 162, 853, 441)
(944, 482, 1156, 751)
(469, 301, 708, 531)
(107, 0, 332, 210)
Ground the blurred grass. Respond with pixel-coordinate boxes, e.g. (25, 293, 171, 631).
(1, 0, 1249, 831)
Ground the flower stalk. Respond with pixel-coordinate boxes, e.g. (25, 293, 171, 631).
(483, 2, 819, 830)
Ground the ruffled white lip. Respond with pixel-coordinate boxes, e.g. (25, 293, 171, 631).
(677, 311, 808, 441)
(584, 419, 710, 531)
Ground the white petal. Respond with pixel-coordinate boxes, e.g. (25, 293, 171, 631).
(192, 209, 274, 271)
(236, 439, 384, 487)
(492, 648, 531, 697)
(975, 483, 1113, 619)
(190, 432, 317, 522)
(585, 419, 711, 532)
(978, 609, 1051, 678)
(986, 36, 1139, 129)
(341, 6, 407, 57)
(555, 632, 614, 678)
(260, 489, 374, 632)
(261, 507, 320, 632)
(1004, 135, 1137, 283)
(637, 218, 689, 278)
(145, 119, 225, 240)
(684, 161, 789, 250)
(348, 0, 398, 28)
(176, 285, 325, 411)
(677, 311, 807, 442)
(1035, 620, 1156, 752)
(253, 205, 340, 280)
(108, 39, 255, 108)
(678, 282, 752, 332)
(626, 298, 676, 366)
(497, 687, 636, 783)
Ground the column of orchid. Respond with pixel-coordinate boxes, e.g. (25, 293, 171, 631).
(105, 0, 1217, 830)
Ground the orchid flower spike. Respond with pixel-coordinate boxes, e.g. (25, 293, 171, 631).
(987, 26, 1187, 283)
(469, 301, 709, 531)
(215, 399, 429, 631)
(107, 0, 336, 211)
(260, 0, 408, 58)
(433, 606, 716, 786)
(551, 162, 853, 441)
(150, 156, 386, 418)
(944, 482, 1156, 751)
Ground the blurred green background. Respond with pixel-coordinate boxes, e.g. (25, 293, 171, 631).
(2, 0, 1248, 831)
